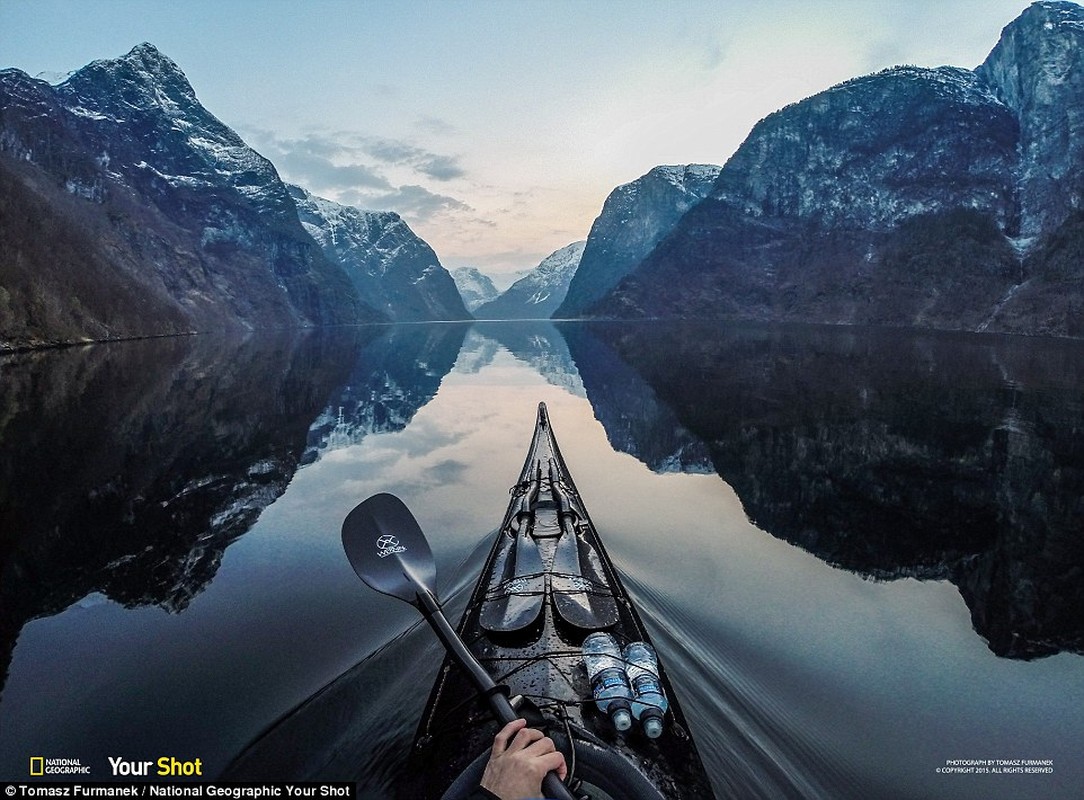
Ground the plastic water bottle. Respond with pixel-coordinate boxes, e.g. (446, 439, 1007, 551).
(624, 641, 668, 738)
(581, 632, 633, 731)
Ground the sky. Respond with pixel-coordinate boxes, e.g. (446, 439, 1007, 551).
(1, 0, 1041, 279)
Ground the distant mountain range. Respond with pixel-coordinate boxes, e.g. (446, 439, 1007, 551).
(481, 2, 1084, 338)
(2, 1, 1083, 348)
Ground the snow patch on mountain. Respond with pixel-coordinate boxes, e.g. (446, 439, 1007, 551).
(475, 241, 586, 319)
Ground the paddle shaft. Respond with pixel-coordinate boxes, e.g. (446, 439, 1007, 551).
(415, 590, 577, 800)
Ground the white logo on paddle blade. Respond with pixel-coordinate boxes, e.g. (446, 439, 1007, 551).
(376, 534, 407, 558)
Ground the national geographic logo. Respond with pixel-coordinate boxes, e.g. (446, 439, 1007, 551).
(28, 757, 90, 776)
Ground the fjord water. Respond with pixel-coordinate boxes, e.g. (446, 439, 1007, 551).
(1, 321, 1082, 799)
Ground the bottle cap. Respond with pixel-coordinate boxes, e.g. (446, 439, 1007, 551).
(612, 708, 632, 731)
(643, 717, 663, 738)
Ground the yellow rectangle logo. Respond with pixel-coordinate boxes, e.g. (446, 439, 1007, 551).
(30, 756, 44, 776)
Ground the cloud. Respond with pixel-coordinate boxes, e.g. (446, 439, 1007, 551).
(415, 115, 458, 136)
(364, 138, 466, 181)
(418, 154, 464, 181)
(275, 148, 393, 191)
(421, 459, 469, 485)
(241, 127, 387, 189)
(291, 133, 343, 158)
(367, 184, 472, 220)
(239, 125, 471, 221)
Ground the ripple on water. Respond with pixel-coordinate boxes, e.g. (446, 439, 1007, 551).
(624, 570, 873, 800)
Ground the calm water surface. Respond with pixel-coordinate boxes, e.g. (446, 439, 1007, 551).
(1, 321, 1082, 799)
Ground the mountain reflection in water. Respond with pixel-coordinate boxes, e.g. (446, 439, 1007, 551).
(0, 324, 466, 754)
(561, 321, 1084, 660)
(1, 320, 1082, 798)
(0, 330, 366, 689)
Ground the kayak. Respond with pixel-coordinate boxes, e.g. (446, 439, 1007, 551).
(395, 402, 716, 799)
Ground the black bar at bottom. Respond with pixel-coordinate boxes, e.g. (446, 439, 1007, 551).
(0, 784, 355, 799)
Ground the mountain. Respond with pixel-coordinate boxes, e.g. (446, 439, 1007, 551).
(450, 267, 500, 312)
(978, 1, 1084, 239)
(554, 165, 721, 318)
(583, 2, 1084, 338)
(0, 43, 384, 351)
(291, 186, 470, 322)
(475, 241, 585, 319)
(975, 0, 1084, 334)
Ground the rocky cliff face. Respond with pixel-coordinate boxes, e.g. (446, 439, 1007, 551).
(977, 1, 1084, 336)
(476, 241, 585, 319)
(978, 1, 1084, 239)
(0, 44, 384, 350)
(291, 186, 470, 322)
(586, 2, 1084, 338)
(553, 164, 720, 318)
(715, 66, 1018, 232)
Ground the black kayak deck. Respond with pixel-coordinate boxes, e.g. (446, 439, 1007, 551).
(399, 403, 715, 800)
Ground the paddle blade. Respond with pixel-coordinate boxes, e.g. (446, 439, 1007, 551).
(550, 527, 618, 630)
(341, 492, 437, 605)
(480, 528, 547, 633)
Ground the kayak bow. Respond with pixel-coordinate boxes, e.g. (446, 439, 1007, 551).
(395, 403, 716, 800)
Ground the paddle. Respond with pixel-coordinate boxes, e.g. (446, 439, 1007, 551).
(547, 462, 618, 631)
(341, 492, 577, 800)
(479, 463, 547, 633)
(479, 523, 548, 633)
(550, 524, 619, 631)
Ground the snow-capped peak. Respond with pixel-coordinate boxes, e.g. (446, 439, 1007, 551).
(451, 267, 501, 311)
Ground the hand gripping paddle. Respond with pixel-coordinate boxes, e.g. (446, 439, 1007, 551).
(341, 492, 576, 800)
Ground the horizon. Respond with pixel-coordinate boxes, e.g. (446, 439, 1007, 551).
(0, 0, 1044, 280)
